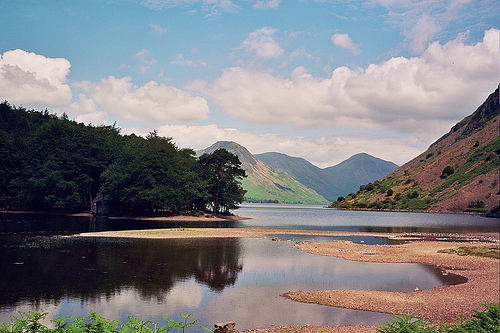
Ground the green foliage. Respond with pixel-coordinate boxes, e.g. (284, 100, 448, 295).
(0, 103, 246, 215)
(377, 312, 437, 332)
(440, 166, 455, 179)
(1, 305, 499, 333)
(197, 148, 247, 215)
(376, 304, 500, 333)
(0, 310, 213, 333)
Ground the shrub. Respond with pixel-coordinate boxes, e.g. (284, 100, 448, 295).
(376, 312, 437, 332)
(440, 166, 455, 179)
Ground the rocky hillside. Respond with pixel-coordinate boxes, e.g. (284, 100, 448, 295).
(255, 152, 398, 201)
(330, 87, 500, 216)
(198, 141, 330, 204)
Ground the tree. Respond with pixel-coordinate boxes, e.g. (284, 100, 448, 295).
(100, 132, 197, 215)
(197, 149, 246, 215)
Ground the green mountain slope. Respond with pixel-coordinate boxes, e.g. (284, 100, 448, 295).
(330, 87, 500, 216)
(255, 152, 398, 201)
(198, 141, 330, 204)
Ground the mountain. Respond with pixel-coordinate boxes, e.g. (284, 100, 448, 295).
(255, 152, 398, 201)
(330, 87, 500, 216)
(198, 141, 330, 205)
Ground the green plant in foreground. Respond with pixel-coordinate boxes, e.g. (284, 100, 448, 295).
(377, 303, 500, 333)
(376, 312, 438, 333)
(0, 311, 213, 333)
(1, 304, 498, 333)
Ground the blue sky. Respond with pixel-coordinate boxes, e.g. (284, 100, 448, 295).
(0, 0, 498, 167)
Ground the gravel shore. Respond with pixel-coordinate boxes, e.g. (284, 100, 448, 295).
(77, 227, 499, 333)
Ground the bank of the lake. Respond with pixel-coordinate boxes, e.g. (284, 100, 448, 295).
(77, 228, 500, 333)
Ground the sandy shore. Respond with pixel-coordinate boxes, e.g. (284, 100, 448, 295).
(77, 228, 499, 333)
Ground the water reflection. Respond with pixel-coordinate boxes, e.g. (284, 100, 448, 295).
(0, 237, 242, 309)
(0, 213, 236, 235)
(0, 236, 461, 330)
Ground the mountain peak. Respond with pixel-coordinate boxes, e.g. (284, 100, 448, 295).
(330, 87, 500, 215)
(198, 142, 330, 204)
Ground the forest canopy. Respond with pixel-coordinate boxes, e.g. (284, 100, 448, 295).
(0, 102, 246, 215)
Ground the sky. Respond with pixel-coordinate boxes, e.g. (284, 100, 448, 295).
(0, 0, 498, 167)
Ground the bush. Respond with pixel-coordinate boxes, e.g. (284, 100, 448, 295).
(376, 303, 500, 333)
(440, 166, 455, 179)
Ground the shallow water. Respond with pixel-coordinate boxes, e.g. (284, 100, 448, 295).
(0, 235, 463, 330)
(0, 205, 496, 330)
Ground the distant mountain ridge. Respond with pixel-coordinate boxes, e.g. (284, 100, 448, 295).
(198, 142, 330, 204)
(330, 87, 500, 216)
(255, 152, 398, 201)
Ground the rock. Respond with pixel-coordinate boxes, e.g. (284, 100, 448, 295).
(214, 321, 236, 333)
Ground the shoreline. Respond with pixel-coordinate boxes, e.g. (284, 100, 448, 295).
(0, 210, 250, 221)
(76, 228, 500, 332)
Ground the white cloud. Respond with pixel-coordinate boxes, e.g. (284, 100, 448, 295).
(73, 76, 210, 124)
(205, 29, 499, 141)
(149, 23, 167, 34)
(404, 13, 441, 54)
(239, 27, 284, 58)
(366, 0, 496, 53)
(171, 54, 208, 67)
(0, 49, 72, 107)
(149, 123, 423, 166)
(332, 33, 361, 55)
(134, 49, 157, 73)
(253, 0, 280, 9)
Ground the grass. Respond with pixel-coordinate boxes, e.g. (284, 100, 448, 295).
(438, 245, 500, 259)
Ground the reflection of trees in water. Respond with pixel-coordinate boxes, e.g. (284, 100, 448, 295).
(194, 238, 243, 291)
(0, 236, 243, 307)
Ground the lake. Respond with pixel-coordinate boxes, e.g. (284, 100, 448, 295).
(0, 205, 498, 330)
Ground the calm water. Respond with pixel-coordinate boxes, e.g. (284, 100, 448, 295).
(235, 203, 500, 233)
(0, 205, 497, 330)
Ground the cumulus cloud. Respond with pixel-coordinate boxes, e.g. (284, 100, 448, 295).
(149, 123, 423, 166)
(72, 76, 210, 124)
(239, 27, 284, 58)
(204, 29, 499, 141)
(332, 33, 362, 55)
(0, 49, 72, 106)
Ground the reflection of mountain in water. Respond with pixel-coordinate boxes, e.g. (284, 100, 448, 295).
(0, 236, 243, 307)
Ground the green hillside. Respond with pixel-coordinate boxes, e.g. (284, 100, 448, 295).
(330, 87, 500, 216)
(255, 152, 398, 201)
(198, 142, 330, 205)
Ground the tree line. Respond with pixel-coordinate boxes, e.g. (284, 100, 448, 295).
(0, 102, 246, 215)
